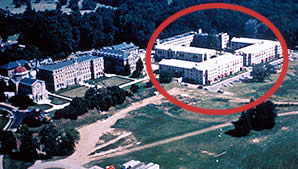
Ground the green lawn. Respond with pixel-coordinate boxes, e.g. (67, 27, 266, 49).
(28, 104, 52, 111)
(48, 96, 69, 105)
(222, 59, 298, 102)
(86, 107, 298, 169)
(88, 76, 133, 87)
(59, 86, 90, 98)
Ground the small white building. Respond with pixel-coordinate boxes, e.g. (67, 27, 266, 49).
(122, 160, 160, 169)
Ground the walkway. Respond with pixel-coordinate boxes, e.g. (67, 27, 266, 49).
(48, 92, 73, 102)
(88, 111, 298, 161)
(119, 76, 149, 88)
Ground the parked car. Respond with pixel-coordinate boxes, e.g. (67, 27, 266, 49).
(217, 90, 224, 93)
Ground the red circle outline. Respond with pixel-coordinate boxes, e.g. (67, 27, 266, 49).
(145, 3, 289, 115)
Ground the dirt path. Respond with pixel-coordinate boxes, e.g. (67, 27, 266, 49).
(63, 88, 183, 165)
(89, 122, 233, 160)
(88, 111, 298, 161)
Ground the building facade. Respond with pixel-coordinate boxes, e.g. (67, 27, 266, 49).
(96, 42, 140, 74)
(159, 53, 243, 85)
(8, 66, 48, 103)
(231, 37, 282, 66)
(38, 56, 104, 91)
(155, 44, 217, 62)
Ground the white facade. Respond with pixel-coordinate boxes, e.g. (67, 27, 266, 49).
(232, 37, 282, 66)
(159, 53, 243, 85)
(155, 31, 195, 47)
(155, 44, 217, 62)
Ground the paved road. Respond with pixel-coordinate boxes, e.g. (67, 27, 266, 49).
(205, 70, 251, 92)
(48, 92, 73, 102)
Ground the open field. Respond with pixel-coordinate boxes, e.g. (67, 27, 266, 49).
(86, 108, 298, 169)
(222, 59, 298, 102)
(59, 86, 90, 98)
(28, 104, 52, 111)
(48, 96, 70, 105)
(97, 76, 133, 87)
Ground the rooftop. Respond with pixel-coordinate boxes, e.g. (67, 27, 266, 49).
(230, 37, 275, 44)
(159, 31, 195, 44)
(160, 53, 242, 70)
(155, 44, 217, 55)
(235, 40, 280, 53)
(19, 78, 38, 86)
(39, 55, 100, 71)
(0, 60, 28, 70)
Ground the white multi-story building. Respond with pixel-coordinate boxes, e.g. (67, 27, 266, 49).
(231, 37, 282, 66)
(38, 56, 104, 91)
(159, 53, 243, 85)
(155, 44, 217, 62)
(155, 31, 195, 47)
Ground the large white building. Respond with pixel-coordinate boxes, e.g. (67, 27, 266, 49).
(155, 44, 217, 62)
(231, 37, 282, 66)
(159, 53, 243, 85)
(155, 31, 195, 47)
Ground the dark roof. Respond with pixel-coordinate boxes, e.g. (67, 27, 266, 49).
(98, 42, 139, 60)
(39, 55, 100, 71)
(110, 42, 139, 51)
(19, 78, 38, 86)
(0, 60, 28, 70)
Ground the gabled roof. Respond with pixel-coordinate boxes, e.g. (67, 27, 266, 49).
(19, 78, 38, 86)
(39, 55, 100, 71)
(0, 60, 28, 70)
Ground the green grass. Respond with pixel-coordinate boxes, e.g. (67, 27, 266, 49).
(48, 96, 69, 105)
(28, 104, 52, 111)
(222, 59, 298, 102)
(86, 108, 298, 169)
(98, 76, 133, 87)
(59, 86, 90, 98)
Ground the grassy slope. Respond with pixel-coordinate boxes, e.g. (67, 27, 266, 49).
(86, 109, 297, 169)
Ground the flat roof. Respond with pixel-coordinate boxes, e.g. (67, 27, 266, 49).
(159, 31, 195, 44)
(235, 41, 279, 53)
(39, 55, 100, 71)
(155, 44, 216, 55)
(230, 37, 275, 44)
(159, 52, 241, 70)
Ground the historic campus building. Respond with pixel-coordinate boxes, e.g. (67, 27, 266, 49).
(37, 55, 104, 91)
(96, 42, 140, 74)
(8, 65, 49, 103)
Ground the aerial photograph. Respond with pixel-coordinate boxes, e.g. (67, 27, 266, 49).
(0, 0, 297, 169)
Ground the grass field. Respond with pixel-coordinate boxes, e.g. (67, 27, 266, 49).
(86, 107, 298, 169)
(28, 104, 52, 111)
(222, 59, 298, 102)
(48, 96, 69, 105)
(59, 86, 90, 98)
(98, 76, 133, 87)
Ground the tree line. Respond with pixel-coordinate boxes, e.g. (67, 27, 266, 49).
(0, 123, 79, 161)
(227, 99, 277, 137)
(54, 86, 127, 120)
(0, 0, 296, 66)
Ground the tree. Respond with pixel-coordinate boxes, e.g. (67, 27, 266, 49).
(159, 71, 172, 83)
(251, 63, 276, 82)
(136, 58, 144, 72)
(82, 0, 97, 10)
(59, 0, 67, 6)
(207, 29, 220, 50)
(122, 63, 131, 76)
(18, 125, 39, 161)
(0, 131, 17, 154)
(9, 94, 33, 110)
(145, 81, 153, 88)
(130, 84, 139, 93)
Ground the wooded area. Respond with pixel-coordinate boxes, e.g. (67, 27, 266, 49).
(0, 0, 296, 66)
